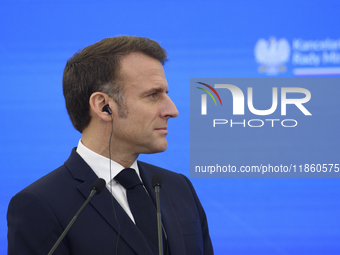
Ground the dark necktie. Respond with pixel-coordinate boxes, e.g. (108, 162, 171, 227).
(114, 168, 158, 249)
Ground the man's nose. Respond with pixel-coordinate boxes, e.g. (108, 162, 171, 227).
(162, 95, 179, 119)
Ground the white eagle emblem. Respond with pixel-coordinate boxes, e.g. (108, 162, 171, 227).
(254, 37, 290, 75)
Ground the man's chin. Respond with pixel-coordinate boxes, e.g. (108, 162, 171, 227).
(143, 142, 168, 154)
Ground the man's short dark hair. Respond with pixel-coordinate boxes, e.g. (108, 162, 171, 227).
(62, 36, 168, 133)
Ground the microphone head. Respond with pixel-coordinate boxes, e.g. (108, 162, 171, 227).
(91, 178, 106, 194)
(151, 174, 163, 188)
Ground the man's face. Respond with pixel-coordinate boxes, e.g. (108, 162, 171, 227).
(111, 52, 179, 157)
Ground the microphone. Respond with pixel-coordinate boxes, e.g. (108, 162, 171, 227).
(91, 178, 106, 194)
(152, 174, 163, 188)
(152, 174, 163, 255)
(47, 178, 106, 255)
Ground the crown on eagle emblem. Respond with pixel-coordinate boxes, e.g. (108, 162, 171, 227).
(254, 37, 291, 75)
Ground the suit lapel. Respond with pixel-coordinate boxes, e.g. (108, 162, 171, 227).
(65, 148, 154, 255)
(139, 162, 186, 255)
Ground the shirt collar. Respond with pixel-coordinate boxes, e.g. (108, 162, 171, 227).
(76, 139, 140, 186)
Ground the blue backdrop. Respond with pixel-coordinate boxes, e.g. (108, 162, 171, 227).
(1, 1, 340, 254)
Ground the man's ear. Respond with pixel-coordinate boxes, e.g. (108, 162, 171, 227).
(89, 92, 115, 122)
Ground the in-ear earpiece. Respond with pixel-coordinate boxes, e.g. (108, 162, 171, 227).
(102, 104, 112, 115)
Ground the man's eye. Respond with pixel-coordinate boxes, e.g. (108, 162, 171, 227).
(149, 93, 157, 98)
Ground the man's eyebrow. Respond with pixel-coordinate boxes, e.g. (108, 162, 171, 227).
(141, 87, 167, 96)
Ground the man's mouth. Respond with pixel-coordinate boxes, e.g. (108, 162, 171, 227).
(155, 127, 168, 134)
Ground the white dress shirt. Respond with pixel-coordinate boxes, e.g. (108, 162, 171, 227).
(76, 139, 141, 223)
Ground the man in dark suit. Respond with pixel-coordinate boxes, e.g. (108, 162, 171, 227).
(7, 36, 213, 254)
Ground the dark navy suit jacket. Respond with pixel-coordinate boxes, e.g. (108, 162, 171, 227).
(7, 148, 213, 254)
